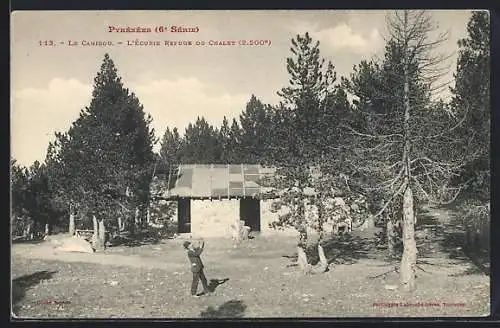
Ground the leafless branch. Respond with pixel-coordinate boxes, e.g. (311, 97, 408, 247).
(113, 199, 131, 212)
(357, 141, 398, 153)
(420, 100, 470, 140)
(373, 181, 407, 219)
(341, 124, 403, 140)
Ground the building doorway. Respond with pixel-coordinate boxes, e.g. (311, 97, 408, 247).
(239, 198, 261, 232)
(177, 198, 191, 233)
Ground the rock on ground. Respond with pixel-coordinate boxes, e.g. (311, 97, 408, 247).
(56, 236, 94, 253)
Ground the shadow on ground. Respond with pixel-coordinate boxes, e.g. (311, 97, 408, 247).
(108, 228, 167, 247)
(283, 234, 381, 267)
(416, 208, 464, 257)
(323, 235, 381, 265)
(208, 278, 230, 292)
(12, 238, 46, 245)
(416, 206, 489, 276)
(200, 300, 246, 318)
(11, 270, 58, 316)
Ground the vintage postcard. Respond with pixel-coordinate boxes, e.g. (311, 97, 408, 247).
(10, 10, 491, 319)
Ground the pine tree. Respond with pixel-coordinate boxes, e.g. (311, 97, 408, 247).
(277, 32, 337, 159)
(451, 11, 490, 201)
(25, 161, 53, 233)
(239, 95, 273, 164)
(228, 119, 242, 163)
(341, 40, 431, 258)
(266, 104, 294, 165)
(11, 159, 27, 219)
(344, 11, 468, 290)
(270, 32, 341, 273)
(160, 127, 183, 166)
(181, 117, 221, 163)
(50, 53, 155, 250)
(11, 158, 31, 236)
(218, 116, 231, 163)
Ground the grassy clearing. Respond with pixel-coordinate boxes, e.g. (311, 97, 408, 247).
(11, 220, 489, 318)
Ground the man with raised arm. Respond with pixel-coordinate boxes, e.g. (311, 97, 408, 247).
(183, 238, 211, 297)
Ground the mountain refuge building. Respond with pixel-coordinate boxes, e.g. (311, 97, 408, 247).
(149, 164, 300, 238)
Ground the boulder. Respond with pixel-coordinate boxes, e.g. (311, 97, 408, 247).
(56, 235, 94, 253)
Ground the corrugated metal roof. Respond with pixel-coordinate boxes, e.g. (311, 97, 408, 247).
(153, 164, 276, 199)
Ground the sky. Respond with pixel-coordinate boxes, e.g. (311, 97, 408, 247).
(10, 10, 474, 167)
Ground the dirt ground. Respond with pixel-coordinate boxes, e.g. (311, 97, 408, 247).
(11, 206, 490, 318)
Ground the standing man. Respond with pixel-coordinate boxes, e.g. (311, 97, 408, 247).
(183, 239, 211, 297)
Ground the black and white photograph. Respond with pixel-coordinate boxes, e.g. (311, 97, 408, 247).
(10, 10, 491, 318)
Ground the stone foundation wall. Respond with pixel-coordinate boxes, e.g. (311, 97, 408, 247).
(189, 199, 300, 238)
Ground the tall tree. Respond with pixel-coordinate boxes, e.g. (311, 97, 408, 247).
(24, 161, 53, 233)
(450, 11, 490, 202)
(51, 53, 155, 250)
(270, 32, 347, 273)
(45, 138, 78, 234)
(345, 11, 468, 290)
(341, 39, 431, 257)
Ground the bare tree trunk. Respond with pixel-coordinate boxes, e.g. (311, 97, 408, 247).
(117, 216, 123, 232)
(25, 223, 32, 239)
(387, 219, 396, 257)
(317, 244, 328, 270)
(399, 12, 418, 291)
(98, 219, 106, 250)
(297, 224, 311, 272)
(69, 210, 75, 236)
(297, 245, 308, 264)
(128, 214, 135, 235)
(317, 199, 329, 271)
(91, 215, 99, 249)
(400, 185, 417, 290)
(135, 207, 140, 227)
(294, 196, 311, 273)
